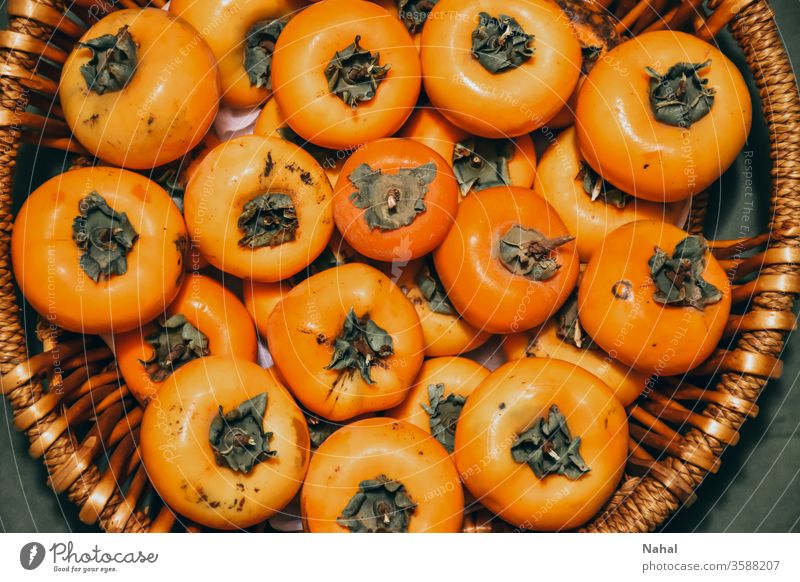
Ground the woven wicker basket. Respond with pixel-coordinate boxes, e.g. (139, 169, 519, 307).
(1, 0, 798, 533)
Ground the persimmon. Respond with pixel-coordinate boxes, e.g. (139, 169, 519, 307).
(546, 0, 621, 129)
(534, 127, 684, 262)
(12, 167, 187, 335)
(578, 220, 731, 376)
(272, 0, 421, 149)
(243, 231, 368, 340)
(59, 8, 220, 169)
(254, 97, 351, 184)
(140, 357, 310, 530)
(455, 358, 628, 530)
(243, 281, 290, 341)
(302, 417, 464, 532)
(421, 0, 581, 137)
(333, 138, 459, 261)
(115, 274, 257, 404)
(183, 136, 334, 282)
(170, 0, 306, 108)
(502, 294, 651, 406)
(388, 357, 489, 453)
(393, 259, 490, 356)
(576, 30, 752, 202)
(434, 186, 579, 333)
(267, 263, 424, 420)
(399, 107, 537, 195)
(143, 132, 221, 273)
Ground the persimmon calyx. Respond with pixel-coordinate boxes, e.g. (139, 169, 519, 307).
(139, 314, 210, 382)
(577, 162, 628, 208)
(151, 168, 185, 209)
(244, 19, 285, 90)
(72, 192, 139, 282)
(305, 411, 340, 449)
(452, 137, 513, 195)
(237, 193, 298, 249)
(649, 235, 722, 309)
(421, 383, 465, 453)
(471, 12, 534, 74)
(646, 60, 716, 128)
(398, 0, 438, 34)
(416, 261, 455, 315)
(325, 36, 390, 108)
(498, 225, 574, 281)
(277, 124, 341, 170)
(556, 295, 595, 350)
(348, 162, 436, 231)
(79, 25, 137, 94)
(289, 246, 345, 286)
(209, 393, 276, 474)
(326, 309, 394, 384)
(511, 404, 591, 480)
(337, 475, 417, 532)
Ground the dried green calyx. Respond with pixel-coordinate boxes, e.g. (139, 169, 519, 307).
(337, 475, 417, 532)
(471, 12, 533, 74)
(238, 193, 298, 249)
(646, 60, 716, 128)
(421, 383, 465, 453)
(305, 411, 340, 449)
(72, 192, 139, 282)
(556, 295, 594, 350)
(415, 261, 455, 315)
(577, 162, 628, 209)
(153, 168, 185, 199)
(326, 309, 394, 384)
(244, 19, 285, 90)
(277, 125, 343, 171)
(325, 36, 390, 108)
(398, 0, 438, 34)
(348, 162, 436, 231)
(452, 137, 513, 195)
(289, 246, 346, 287)
(498, 225, 574, 281)
(649, 235, 722, 309)
(511, 404, 590, 480)
(209, 393, 276, 474)
(140, 314, 210, 382)
(79, 25, 137, 94)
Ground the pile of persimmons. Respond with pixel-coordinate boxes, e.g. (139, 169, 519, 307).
(11, 0, 751, 532)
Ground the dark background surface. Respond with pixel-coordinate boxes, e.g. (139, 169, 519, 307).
(1, 1, 798, 533)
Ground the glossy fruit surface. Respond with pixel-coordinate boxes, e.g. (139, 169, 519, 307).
(576, 31, 752, 202)
(183, 136, 334, 282)
(302, 417, 464, 532)
(272, 0, 421, 149)
(170, 0, 306, 108)
(534, 127, 684, 262)
(60, 8, 220, 168)
(12, 166, 187, 334)
(421, 0, 581, 137)
(578, 220, 731, 375)
(141, 356, 310, 530)
(388, 356, 490, 454)
(435, 186, 579, 333)
(392, 260, 490, 356)
(115, 274, 257, 404)
(267, 263, 424, 420)
(455, 357, 628, 530)
(333, 138, 459, 261)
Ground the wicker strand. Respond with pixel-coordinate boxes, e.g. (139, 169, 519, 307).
(584, 0, 800, 532)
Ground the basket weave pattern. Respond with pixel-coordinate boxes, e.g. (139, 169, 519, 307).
(1, 0, 799, 533)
